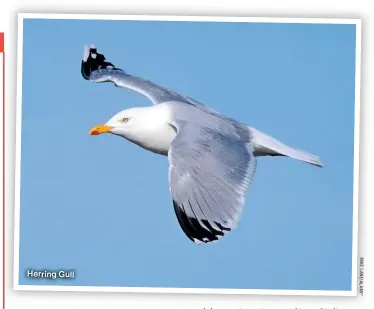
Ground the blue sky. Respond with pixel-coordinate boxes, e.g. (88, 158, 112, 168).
(18, 18, 357, 291)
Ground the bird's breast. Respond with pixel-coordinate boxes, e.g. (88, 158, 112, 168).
(126, 124, 177, 156)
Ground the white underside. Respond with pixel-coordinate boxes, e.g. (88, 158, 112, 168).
(126, 123, 177, 156)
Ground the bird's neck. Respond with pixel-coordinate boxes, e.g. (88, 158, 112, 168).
(124, 123, 177, 156)
(123, 104, 177, 156)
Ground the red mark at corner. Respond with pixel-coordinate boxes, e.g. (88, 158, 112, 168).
(0, 33, 3, 53)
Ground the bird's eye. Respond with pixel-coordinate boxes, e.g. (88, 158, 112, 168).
(121, 117, 129, 123)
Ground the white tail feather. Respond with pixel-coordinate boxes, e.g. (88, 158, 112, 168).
(249, 127, 323, 167)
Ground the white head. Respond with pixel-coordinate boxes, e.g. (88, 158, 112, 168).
(88, 108, 143, 137)
(88, 106, 175, 155)
(88, 105, 172, 140)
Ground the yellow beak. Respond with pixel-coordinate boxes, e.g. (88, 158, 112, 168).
(88, 124, 113, 136)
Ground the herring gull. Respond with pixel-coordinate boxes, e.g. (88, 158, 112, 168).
(81, 45, 322, 244)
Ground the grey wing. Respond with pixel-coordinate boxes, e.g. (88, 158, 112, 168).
(168, 120, 257, 244)
(81, 45, 213, 108)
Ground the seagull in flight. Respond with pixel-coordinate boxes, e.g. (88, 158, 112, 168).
(81, 45, 322, 244)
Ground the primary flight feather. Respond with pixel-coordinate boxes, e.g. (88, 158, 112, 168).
(82, 45, 322, 244)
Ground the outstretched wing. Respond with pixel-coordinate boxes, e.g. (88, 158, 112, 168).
(168, 120, 257, 244)
(81, 45, 211, 108)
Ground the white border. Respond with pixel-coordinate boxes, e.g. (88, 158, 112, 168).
(13, 13, 361, 297)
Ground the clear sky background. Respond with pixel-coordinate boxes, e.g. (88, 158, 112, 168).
(18, 18, 356, 291)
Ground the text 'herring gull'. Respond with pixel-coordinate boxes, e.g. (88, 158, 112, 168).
(81, 44, 323, 245)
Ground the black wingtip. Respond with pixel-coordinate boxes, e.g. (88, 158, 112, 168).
(81, 44, 122, 80)
(172, 200, 230, 245)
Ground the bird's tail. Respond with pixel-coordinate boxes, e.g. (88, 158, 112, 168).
(249, 127, 323, 168)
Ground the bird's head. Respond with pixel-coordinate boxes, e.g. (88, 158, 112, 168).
(88, 106, 170, 139)
(88, 108, 142, 137)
